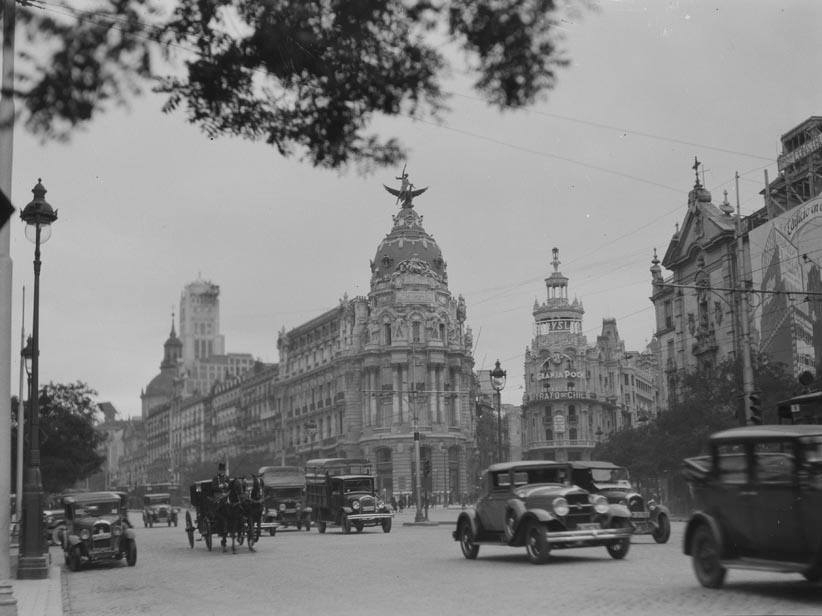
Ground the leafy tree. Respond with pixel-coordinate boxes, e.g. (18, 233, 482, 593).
(594, 355, 800, 478)
(15, 0, 592, 170)
(11, 381, 107, 495)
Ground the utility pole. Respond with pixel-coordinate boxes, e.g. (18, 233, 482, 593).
(0, 0, 17, 584)
(410, 342, 425, 522)
(735, 172, 756, 425)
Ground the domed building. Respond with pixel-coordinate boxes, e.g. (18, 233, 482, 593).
(274, 173, 476, 503)
(140, 317, 183, 420)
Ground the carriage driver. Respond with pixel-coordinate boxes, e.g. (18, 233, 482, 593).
(212, 462, 230, 499)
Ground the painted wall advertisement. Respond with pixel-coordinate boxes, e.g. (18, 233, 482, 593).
(749, 196, 822, 378)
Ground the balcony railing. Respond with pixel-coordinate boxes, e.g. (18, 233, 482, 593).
(527, 439, 598, 449)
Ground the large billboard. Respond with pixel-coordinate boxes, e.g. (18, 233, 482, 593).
(749, 196, 822, 378)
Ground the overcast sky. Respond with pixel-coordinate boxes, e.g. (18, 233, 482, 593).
(7, 0, 821, 418)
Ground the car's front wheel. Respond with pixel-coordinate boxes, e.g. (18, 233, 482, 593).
(341, 515, 351, 534)
(318, 521, 327, 534)
(382, 518, 392, 533)
(691, 525, 726, 589)
(607, 537, 631, 559)
(652, 513, 671, 544)
(458, 520, 479, 560)
(524, 521, 551, 564)
(126, 540, 137, 566)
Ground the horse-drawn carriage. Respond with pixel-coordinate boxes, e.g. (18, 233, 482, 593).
(184, 476, 264, 553)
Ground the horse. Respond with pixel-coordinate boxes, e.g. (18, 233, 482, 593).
(242, 474, 264, 548)
(213, 477, 246, 553)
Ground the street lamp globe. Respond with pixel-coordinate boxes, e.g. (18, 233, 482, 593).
(21, 335, 33, 377)
(20, 179, 58, 243)
(489, 359, 507, 393)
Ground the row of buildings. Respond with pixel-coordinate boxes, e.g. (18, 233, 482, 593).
(95, 116, 822, 500)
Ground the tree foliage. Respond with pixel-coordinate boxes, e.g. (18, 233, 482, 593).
(10, 381, 107, 495)
(593, 355, 801, 478)
(15, 0, 590, 170)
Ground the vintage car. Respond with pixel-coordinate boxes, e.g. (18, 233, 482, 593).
(142, 493, 178, 527)
(44, 505, 66, 546)
(682, 424, 822, 588)
(305, 458, 393, 534)
(570, 460, 671, 543)
(454, 461, 633, 564)
(62, 491, 137, 571)
(259, 466, 311, 533)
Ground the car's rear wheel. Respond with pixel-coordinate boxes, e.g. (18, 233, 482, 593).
(126, 540, 137, 566)
(51, 525, 65, 547)
(318, 521, 327, 534)
(691, 525, 726, 589)
(382, 518, 392, 534)
(525, 521, 551, 564)
(68, 547, 82, 572)
(458, 520, 479, 560)
(269, 527, 276, 536)
(652, 513, 671, 544)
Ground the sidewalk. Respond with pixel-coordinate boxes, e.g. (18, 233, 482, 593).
(5, 545, 64, 616)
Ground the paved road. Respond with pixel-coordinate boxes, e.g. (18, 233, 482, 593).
(60, 509, 822, 616)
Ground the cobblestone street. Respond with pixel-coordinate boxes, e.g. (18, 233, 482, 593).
(57, 510, 822, 616)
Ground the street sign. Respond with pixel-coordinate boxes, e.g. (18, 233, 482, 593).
(0, 186, 14, 229)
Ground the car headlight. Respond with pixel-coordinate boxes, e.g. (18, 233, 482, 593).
(112, 526, 122, 536)
(552, 497, 569, 517)
(79, 529, 90, 540)
(46, 515, 54, 524)
(279, 504, 286, 511)
(649, 503, 657, 511)
(591, 494, 609, 514)
(376, 500, 384, 509)
(352, 501, 360, 510)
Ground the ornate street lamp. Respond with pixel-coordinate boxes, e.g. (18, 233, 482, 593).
(489, 359, 507, 463)
(17, 179, 57, 579)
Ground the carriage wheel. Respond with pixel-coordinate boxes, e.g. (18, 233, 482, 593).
(185, 511, 194, 549)
(202, 518, 213, 551)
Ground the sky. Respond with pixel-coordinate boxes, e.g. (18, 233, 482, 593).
(6, 0, 822, 418)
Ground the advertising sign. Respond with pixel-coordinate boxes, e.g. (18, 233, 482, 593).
(749, 196, 822, 377)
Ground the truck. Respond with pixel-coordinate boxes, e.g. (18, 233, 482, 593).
(305, 458, 393, 534)
(258, 465, 311, 534)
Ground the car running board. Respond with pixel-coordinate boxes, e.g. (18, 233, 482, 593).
(720, 557, 812, 574)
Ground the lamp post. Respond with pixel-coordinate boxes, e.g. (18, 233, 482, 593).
(17, 179, 57, 579)
(489, 359, 507, 464)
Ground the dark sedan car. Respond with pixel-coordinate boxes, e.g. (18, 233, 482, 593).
(63, 491, 137, 571)
(682, 424, 822, 588)
(570, 460, 671, 543)
(453, 461, 633, 564)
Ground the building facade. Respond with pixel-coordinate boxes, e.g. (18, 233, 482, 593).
(522, 248, 658, 461)
(651, 119, 822, 410)
(272, 178, 477, 502)
(179, 278, 225, 370)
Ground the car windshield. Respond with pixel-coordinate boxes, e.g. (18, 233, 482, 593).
(343, 479, 373, 493)
(144, 496, 170, 505)
(513, 467, 569, 485)
(590, 467, 630, 484)
(270, 487, 303, 499)
(76, 501, 120, 517)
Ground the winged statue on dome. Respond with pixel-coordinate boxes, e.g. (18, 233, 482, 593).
(383, 164, 428, 208)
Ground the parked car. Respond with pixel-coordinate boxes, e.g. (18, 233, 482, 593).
(43, 504, 66, 546)
(570, 460, 671, 543)
(453, 460, 633, 564)
(142, 493, 178, 527)
(62, 491, 137, 571)
(682, 424, 822, 588)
